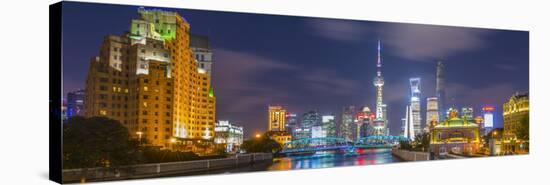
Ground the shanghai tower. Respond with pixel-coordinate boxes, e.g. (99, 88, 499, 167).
(436, 61, 446, 121)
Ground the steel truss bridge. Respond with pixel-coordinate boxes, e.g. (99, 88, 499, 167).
(280, 136, 409, 155)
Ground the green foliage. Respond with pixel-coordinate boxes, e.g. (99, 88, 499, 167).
(63, 116, 140, 169)
(399, 132, 430, 152)
(141, 147, 200, 163)
(241, 135, 281, 153)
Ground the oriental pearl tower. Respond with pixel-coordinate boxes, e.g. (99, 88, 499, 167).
(373, 40, 388, 136)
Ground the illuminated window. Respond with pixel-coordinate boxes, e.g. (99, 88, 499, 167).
(100, 110, 107, 115)
(144, 86, 148, 91)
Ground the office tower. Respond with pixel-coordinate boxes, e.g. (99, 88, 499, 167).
(462, 107, 474, 121)
(426, 97, 439, 131)
(410, 77, 422, 136)
(268, 106, 287, 131)
(436, 61, 446, 122)
(340, 106, 356, 142)
(372, 40, 388, 136)
(66, 89, 85, 118)
(482, 106, 495, 136)
(285, 113, 298, 134)
(322, 115, 337, 138)
(402, 105, 415, 140)
(84, 8, 216, 150)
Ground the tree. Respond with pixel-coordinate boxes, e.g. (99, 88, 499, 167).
(241, 135, 281, 153)
(413, 132, 430, 152)
(63, 116, 140, 169)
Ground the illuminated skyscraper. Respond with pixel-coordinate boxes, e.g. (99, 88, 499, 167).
(372, 40, 388, 136)
(410, 78, 422, 136)
(340, 106, 356, 142)
(268, 106, 286, 132)
(401, 105, 415, 139)
(436, 61, 446, 122)
(462, 107, 474, 121)
(426, 97, 439, 131)
(85, 8, 216, 151)
(322, 115, 337, 138)
(482, 106, 495, 136)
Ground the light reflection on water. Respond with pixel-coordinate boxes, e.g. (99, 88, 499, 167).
(268, 148, 401, 171)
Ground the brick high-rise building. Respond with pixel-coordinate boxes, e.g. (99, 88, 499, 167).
(85, 8, 216, 152)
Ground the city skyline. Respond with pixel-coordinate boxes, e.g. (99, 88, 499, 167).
(62, 2, 529, 138)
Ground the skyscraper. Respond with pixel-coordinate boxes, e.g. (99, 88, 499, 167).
(66, 89, 85, 118)
(462, 107, 474, 121)
(84, 8, 216, 150)
(268, 106, 286, 132)
(426, 97, 439, 131)
(372, 40, 388, 136)
(285, 113, 298, 134)
(410, 77, 422, 136)
(322, 115, 337, 138)
(302, 110, 321, 130)
(482, 106, 495, 136)
(340, 106, 356, 142)
(436, 61, 446, 122)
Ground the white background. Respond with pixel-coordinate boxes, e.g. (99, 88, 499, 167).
(0, 0, 548, 184)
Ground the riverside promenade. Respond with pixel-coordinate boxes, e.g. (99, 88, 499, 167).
(62, 153, 273, 183)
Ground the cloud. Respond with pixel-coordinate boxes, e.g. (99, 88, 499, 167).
(379, 24, 491, 61)
(494, 63, 519, 71)
(307, 19, 367, 42)
(446, 82, 517, 107)
(213, 49, 297, 113)
(301, 69, 361, 96)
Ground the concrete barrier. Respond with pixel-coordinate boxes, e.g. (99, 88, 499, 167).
(62, 153, 273, 183)
(392, 148, 430, 161)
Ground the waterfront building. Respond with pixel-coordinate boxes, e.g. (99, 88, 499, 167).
(268, 105, 286, 132)
(66, 89, 85, 118)
(84, 8, 216, 152)
(267, 131, 292, 145)
(372, 41, 388, 136)
(409, 78, 422, 135)
(502, 93, 529, 154)
(340, 106, 356, 142)
(214, 120, 243, 153)
(429, 108, 481, 156)
(436, 61, 446, 122)
(426, 97, 439, 132)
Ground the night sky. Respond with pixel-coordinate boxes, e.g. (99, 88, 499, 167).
(62, 2, 529, 138)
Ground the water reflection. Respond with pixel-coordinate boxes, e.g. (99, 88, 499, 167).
(268, 148, 401, 171)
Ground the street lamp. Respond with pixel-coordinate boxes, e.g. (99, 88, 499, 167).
(136, 131, 143, 145)
(255, 133, 261, 138)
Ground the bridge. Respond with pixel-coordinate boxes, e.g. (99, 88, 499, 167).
(280, 137, 354, 155)
(280, 136, 410, 156)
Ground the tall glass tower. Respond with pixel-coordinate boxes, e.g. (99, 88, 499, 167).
(410, 77, 422, 137)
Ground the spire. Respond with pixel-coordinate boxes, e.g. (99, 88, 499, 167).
(377, 40, 382, 77)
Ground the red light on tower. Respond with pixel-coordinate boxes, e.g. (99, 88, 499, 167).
(482, 106, 494, 112)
